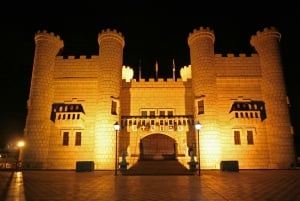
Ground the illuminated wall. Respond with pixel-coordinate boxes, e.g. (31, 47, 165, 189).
(22, 27, 295, 170)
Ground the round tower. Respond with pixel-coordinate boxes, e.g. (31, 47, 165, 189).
(187, 27, 220, 169)
(250, 27, 295, 168)
(95, 29, 125, 169)
(24, 30, 64, 169)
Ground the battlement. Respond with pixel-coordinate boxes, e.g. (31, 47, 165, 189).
(250, 26, 281, 47)
(98, 28, 125, 48)
(190, 26, 214, 34)
(99, 28, 124, 37)
(188, 26, 215, 45)
(122, 78, 192, 88)
(35, 30, 62, 39)
(56, 55, 98, 60)
(215, 53, 258, 58)
(35, 30, 64, 48)
(254, 26, 279, 36)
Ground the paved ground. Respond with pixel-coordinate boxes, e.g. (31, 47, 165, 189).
(1, 169, 300, 201)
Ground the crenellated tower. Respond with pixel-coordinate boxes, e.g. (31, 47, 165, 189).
(250, 27, 295, 168)
(23, 30, 64, 168)
(95, 29, 125, 169)
(188, 27, 220, 169)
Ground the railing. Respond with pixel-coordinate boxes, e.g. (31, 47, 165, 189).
(54, 112, 85, 128)
(121, 115, 194, 132)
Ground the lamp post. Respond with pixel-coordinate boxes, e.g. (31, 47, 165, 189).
(195, 121, 202, 176)
(17, 140, 25, 170)
(114, 122, 120, 176)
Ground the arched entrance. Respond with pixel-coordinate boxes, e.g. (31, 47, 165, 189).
(140, 134, 176, 160)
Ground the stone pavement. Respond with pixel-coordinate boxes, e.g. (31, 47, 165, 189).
(1, 169, 300, 201)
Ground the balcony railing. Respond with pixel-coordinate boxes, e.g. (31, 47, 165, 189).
(121, 115, 194, 132)
(54, 112, 85, 128)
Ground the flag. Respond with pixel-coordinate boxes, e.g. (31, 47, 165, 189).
(138, 59, 142, 80)
(155, 60, 158, 80)
(172, 58, 176, 81)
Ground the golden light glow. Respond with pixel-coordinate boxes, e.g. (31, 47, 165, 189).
(17, 141, 25, 148)
(122, 65, 134, 82)
(195, 121, 202, 130)
(180, 65, 191, 81)
(114, 122, 120, 131)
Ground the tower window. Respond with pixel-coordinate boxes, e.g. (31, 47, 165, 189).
(247, 130, 254, 145)
(198, 100, 204, 115)
(111, 101, 117, 115)
(75, 132, 82, 146)
(234, 131, 241, 145)
(63, 132, 69, 146)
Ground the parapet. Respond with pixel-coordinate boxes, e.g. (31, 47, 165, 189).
(56, 55, 98, 60)
(98, 28, 125, 48)
(34, 30, 64, 48)
(188, 26, 215, 45)
(215, 53, 257, 58)
(122, 78, 191, 87)
(253, 27, 280, 38)
(250, 26, 281, 47)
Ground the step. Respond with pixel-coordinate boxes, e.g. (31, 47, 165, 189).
(121, 160, 196, 176)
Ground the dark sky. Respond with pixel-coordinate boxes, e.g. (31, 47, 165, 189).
(0, 3, 299, 148)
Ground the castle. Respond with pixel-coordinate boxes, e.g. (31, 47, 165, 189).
(22, 26, 295, 171)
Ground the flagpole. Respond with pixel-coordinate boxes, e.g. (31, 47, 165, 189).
(172, 58, 176, 81)
(139, 59, 141, 81)
(155, 60, 158, 81)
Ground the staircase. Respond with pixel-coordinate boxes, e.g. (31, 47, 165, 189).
(121, 160, 195, 176)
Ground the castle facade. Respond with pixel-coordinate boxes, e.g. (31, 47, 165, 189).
(22, 26, 295, 170)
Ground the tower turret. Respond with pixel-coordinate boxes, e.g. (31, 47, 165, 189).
(24, 30, 64, 169)
(95, 29, 125, 169)
(250, 27, 295, 168)
(188, 27, 220, 169)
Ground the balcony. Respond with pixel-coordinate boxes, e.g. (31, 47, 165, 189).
(121, 115, 194, 132)
(53, 112, 85, 129)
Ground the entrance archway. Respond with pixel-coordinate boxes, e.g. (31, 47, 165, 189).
(140, 134, 176, 160)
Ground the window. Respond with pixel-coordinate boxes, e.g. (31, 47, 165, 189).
(234, 131, 241, 145)
(149, 111, 155, 117)
(111, 101, 117, 115)
(75, 132, 82, 146)
(159, 111, 165, 117)
(247, 130, 254, 145)
(198, 100, 204, 115)
(63, 132, 69, 146)
(141, 111, 147, 117)
(167, 110, 173, 117)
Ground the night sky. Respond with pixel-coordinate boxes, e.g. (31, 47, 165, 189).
(0, 3, 299, 150)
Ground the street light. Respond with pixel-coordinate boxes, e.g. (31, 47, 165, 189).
(114, 121, 120, 176)
(17, 140, 25, 170)
(195, 121, 202, 176)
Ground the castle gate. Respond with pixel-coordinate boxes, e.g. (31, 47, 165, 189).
(140, 134, 176, 160)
